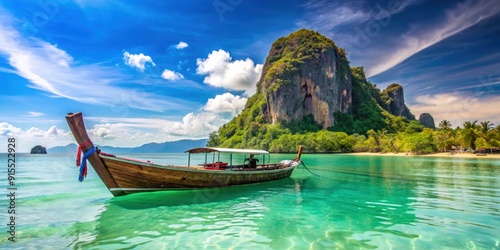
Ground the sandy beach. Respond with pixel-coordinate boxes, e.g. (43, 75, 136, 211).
(348, 152, 500, 159)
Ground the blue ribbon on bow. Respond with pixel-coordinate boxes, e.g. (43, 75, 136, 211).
(79, 146, 95, 182)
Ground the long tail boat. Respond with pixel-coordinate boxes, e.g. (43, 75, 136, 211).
(66, 112, 303, 196)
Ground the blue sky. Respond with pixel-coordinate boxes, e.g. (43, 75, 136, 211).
(1, 0, 499, 152)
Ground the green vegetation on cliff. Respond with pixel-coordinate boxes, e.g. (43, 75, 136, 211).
(330, 67, 389, 134)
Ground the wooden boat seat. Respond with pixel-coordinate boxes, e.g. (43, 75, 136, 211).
(201, 162, 228, 170)
(199, 163, 215, 168)
(214, 162, 228, 168)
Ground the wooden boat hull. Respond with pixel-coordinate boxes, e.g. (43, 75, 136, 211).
(65, 112, 302, 197)
(101, 156, 297, 196)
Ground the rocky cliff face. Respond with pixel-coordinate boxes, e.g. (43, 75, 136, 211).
(419, 113, 436, 129)
(30, 145, 47, 154)
(258, 29, 352, 129)
(381, 83, 415, 120)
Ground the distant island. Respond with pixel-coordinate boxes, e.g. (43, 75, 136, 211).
(48, 139, 208, 154)
(30, 145, 47, 154)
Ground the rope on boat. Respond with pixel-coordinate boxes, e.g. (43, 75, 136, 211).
(300, 161, 321, 177)
(300, 161, 340, 181)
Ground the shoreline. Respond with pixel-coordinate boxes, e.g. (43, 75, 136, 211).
(345, 152, 500, 159)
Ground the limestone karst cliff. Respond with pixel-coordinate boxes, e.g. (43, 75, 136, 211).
(419, 113, 436, 129)
(258, 29, 352, 128)
(381, 83, 415, 120)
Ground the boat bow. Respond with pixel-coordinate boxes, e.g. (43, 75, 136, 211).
(66, 112, 125, 196)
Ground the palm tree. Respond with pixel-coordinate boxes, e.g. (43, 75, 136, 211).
(436, 120, 453, 152)
(478, 121, 496, 153)
(435, 130, 455, 152)
(461, 121, 478, 150)
(386, 133, 401, 153)
(494, 125, 500, 149)
(478, 121, 494, 137)
(367, 129, 387, 152)
(495, 125, 500, 143)
(439, 120, 452, 130)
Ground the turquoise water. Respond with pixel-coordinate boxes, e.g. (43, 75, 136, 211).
(0, 153, 499, 249)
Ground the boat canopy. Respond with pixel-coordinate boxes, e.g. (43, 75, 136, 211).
(186, 147, 269, 155)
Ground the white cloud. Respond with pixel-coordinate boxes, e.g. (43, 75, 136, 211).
(298, 0, 420, 38)
(164, 92, 248, 136)
(366, 0, 500, 77)
(0, 122, 23, 137)
(161, 69, 184, 81)
(196, 49, 263, 96)
(165, 112, 222, 137)
(0, 10, 190, 112)
(203, 93, 247, 116)
(175, 41, 188, 49)
(88, 123, 122, 140)
(87, 123, 157, 143)
(84, 118, 176, 147)
(298, 2, 370, 36)
(27, 112, 45, 117)
(409, 92, 500, 128)
(123, 51, 156, 71)
(47, 125, 62, 136)
(0, 123, 72, 152)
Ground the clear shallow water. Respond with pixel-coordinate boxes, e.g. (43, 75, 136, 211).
(0, 153, 499, 249)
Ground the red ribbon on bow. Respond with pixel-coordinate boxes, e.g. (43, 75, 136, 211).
(76, 140, 92, 167)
